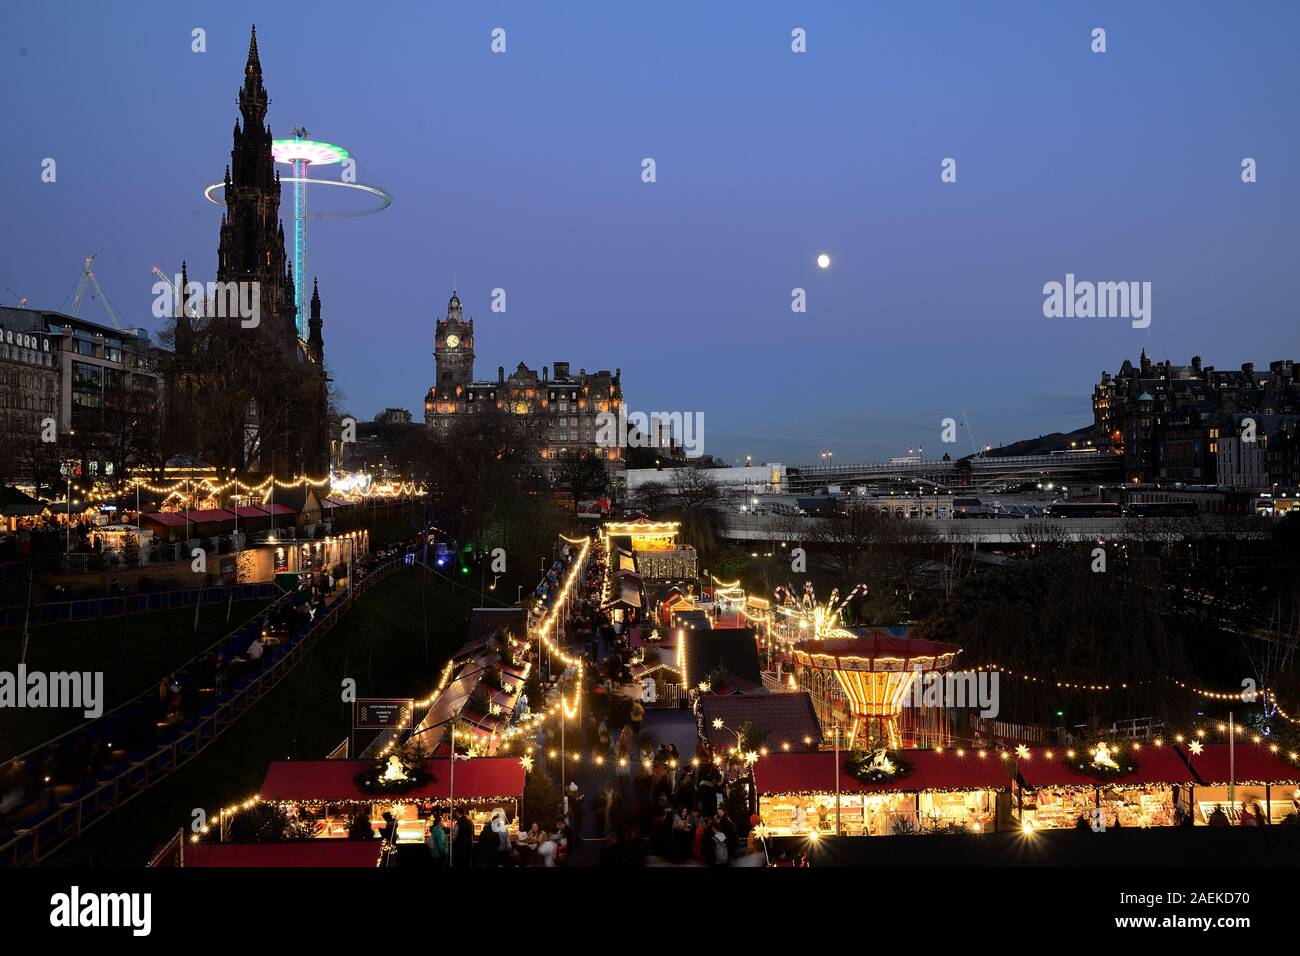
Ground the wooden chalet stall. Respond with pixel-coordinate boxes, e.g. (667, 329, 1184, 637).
(1181, 743, 1300, 825)
(751, 750, 1013, 837)
(256, 757, 526, 844)
(1015, 745, 1195, 829)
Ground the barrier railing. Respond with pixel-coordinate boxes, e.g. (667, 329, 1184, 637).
(1, 582, 281, 630)
(0, 558, 403, 866)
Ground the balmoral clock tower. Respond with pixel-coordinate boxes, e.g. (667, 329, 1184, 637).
(434, 290, 474, 388)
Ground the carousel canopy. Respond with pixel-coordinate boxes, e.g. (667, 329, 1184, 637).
(752, 750, 1013, 795)
(1182, 743, 1300, 787)
(185, 840, 382, 867)
(1017, 745, 1195, 789)
(792, 635, 960, 673)
(258, 758, 526, 803)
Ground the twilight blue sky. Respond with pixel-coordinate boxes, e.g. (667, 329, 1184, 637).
(2, 1, 1297, 466)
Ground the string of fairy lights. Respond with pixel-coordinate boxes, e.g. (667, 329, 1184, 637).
(193, 534, 597, 840)
(189, 535, 1300, 841)
(26, 473, 425, 511)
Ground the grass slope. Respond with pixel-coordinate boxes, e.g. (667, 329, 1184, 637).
(0, 597, 275, 760)
(48, 566, 479, 866)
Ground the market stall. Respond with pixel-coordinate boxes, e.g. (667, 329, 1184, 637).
(1016, 745, 1194, 829)
(256, 757, 526, 844)
(1181, 742, 1300, 825)
(183, 840, 383, 867)
(751, 749, 1012, 836)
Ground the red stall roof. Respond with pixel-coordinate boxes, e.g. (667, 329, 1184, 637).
(258, 758, 525, 803)
(142, 511, 190, 527)
(186, 509, 236, 523)
(185, 840, 382, 868)
(232, 506, 271, 518)
(1183, 743, 1300, 786)
(752, 750, 1013, 795)
(1018, 746, 1194, 789)
(260, 503, 296, 516)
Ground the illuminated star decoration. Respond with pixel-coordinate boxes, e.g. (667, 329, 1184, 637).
(712, 719, 724, 730)
(1188, 740, 1204, 756)
(519, 755, 534, 773)
(1015, 744, 1030, 760)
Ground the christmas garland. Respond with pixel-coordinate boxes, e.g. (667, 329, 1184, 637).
(354, 752, 434, 795)
(1068, 741, 1138, 782)
(845, 748, 914, 785)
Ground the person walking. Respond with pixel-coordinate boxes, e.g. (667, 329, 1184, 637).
(630, 699, 645, 736)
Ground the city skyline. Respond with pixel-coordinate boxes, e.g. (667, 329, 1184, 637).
(3, 1, 1298, 465)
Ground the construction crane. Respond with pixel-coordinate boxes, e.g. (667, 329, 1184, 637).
(69, 255, 124, 329)
(0, 279, 27, 307)
(151, 265, 201, 319)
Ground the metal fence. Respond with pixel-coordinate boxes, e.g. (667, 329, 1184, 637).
(1, 582, 280, 630)
(0, 558, 403, 866)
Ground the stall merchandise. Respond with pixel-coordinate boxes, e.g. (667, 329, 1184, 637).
(751, 749, 1009, 836)
(1181, 743, 1300, 825)
(1015, 745, 1194, 829)
(255, 757, 526, 843)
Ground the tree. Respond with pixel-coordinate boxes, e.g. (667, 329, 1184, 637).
(633, 480, 671, 516)
(521, 766, 564, 829)
(556, 454, 609, 500)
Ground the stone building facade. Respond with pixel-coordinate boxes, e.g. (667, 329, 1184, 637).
(422, 291, 624, 476)
(1092, 351, 1300, 487)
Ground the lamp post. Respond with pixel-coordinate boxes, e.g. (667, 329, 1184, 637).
(831, 720, 843, 836)
(1228, 711, 1236, 809)
(712, 718, 744, 758)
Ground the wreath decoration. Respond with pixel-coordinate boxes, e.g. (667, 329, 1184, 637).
(1069, 741, 1137, 782)
(354, 751, 434, 795)
(845, 748, 914, 784)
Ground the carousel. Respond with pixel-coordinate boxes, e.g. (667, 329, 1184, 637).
(791, 634, 960, 750)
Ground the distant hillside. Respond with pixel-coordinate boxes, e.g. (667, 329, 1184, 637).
(960, 424, 1094, 460)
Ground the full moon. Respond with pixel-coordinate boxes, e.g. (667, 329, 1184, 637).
(817, 253, 831, 269)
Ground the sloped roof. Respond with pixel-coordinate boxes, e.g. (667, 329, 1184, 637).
(258, 757, 525, 802)
(752, 750, 1013, 795)
(699, 693, 822, 752)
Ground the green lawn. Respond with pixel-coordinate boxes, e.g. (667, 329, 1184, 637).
(0, 597, 276, 761)
(48, 566, 479, 866)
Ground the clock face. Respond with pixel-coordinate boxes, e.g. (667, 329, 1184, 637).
(445, 334, 460, 349)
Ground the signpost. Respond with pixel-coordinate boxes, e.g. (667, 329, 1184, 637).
(354, 698, 414, 729)
(352, 698, 413, 759)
